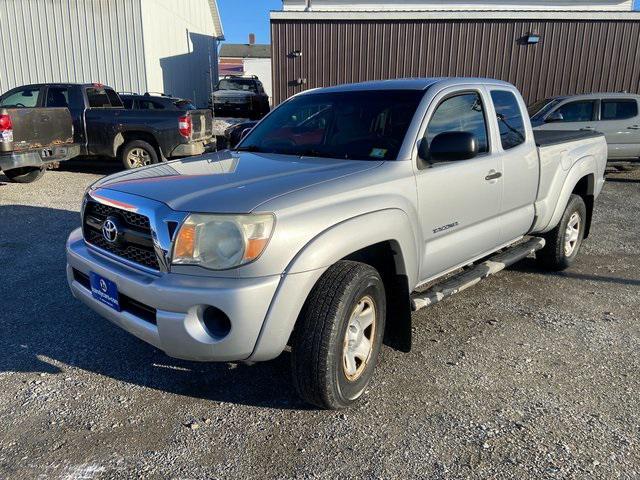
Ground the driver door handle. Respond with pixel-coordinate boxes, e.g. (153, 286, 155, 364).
(485, 171, 502, 181)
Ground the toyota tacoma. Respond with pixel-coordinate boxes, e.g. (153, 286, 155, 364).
(66, 78, 607, 409)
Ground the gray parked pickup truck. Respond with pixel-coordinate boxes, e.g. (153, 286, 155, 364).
(531, 92, 640, 161)
(0, 91, 80, 182)
(66, 78, 607, 409)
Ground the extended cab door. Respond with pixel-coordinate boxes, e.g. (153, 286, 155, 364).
(487, 88, 539, 243)
(83, 86, 125, 156)
(414, 87, 503, 281)
(594, 98, 640, 159)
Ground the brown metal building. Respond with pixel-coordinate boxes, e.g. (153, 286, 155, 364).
(270, 10, 640, 105)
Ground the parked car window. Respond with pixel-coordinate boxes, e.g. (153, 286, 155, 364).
(553, 101, 595, 122)
(491, 90, 526, 150)
(426, 92, 489, 153)
(122, 97, 134, 109)
(600, 99, 638, 120)
(139, 99, 166, 110)
(86, 88, 112, 108)
(0, 87, 41, 107)
(238, 90, 424, 160)
(45, 87, 69, 108)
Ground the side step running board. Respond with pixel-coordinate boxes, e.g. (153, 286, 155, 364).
(411, 237, 545, 312)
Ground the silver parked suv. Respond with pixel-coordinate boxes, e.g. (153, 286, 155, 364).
(67, 78, 607, 409)
(530, 92, 640, 161)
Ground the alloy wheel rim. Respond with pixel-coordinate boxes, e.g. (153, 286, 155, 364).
(126, 148, 151, 168)
(343, 295, 376, 381)
(564, 212, 581, 256)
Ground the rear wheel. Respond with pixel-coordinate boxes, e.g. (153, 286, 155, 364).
(3, 166, 46, 183)
(291, 261, 386, 409)
(536, 194, 587, 271)
(120, 140, 159, 170)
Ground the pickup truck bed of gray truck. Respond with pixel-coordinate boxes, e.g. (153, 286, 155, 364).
(66, 78, 607, 409)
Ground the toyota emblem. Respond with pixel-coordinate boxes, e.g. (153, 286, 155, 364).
(102, 218, 119, 243)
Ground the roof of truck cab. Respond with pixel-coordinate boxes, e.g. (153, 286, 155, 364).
(548, 92, 640, 101)
(300, 77, 515, 94)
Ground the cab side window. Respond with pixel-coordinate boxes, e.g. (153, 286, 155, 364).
(45, 87, 69, 108)
(600, 99, 638, 120)
(426, 92, 489, 154)
(553, 101, 595, 122)
(491, 90, 526, 150)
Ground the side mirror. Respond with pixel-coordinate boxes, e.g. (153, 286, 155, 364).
(428, 131, 479, 162)
(545, 111, 564, 123)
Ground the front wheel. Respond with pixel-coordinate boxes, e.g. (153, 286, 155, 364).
(291, 261, 386, 409)
(536, 194, 587, 271)
(3, 166, 46, 183)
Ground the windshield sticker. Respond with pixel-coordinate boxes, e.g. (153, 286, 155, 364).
(370, 148, 387, 158)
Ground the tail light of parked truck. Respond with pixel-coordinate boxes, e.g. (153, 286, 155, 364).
(178, 115, 192, 139)
(0, 113, 14, 149)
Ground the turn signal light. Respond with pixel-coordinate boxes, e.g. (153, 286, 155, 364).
(174, 223, 196, 258)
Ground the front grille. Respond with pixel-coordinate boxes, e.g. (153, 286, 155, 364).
(83, 200, 159, 271)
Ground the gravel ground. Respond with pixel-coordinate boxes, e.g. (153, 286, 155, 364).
(0, 160, 638, 479)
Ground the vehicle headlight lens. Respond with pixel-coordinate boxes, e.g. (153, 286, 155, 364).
(171, 213, 275, 270)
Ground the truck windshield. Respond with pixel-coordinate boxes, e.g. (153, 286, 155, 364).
(237, 90, 424, 160)
(217, 79, 257, 93)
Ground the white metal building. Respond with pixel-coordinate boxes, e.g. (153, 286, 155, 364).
(0, 0, 224, 107)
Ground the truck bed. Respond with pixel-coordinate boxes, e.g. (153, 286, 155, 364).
(534, 129, 603, 147)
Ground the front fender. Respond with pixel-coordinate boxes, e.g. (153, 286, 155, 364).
(248, 208, 418, 361)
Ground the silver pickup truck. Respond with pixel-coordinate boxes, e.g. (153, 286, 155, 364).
(66, 78, 607, 409)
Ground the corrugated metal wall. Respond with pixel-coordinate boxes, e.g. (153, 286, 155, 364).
(271, 19, 640, 105)
(0, 0, 147, 94)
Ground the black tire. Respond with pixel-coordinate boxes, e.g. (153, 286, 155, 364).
(291, 260, 386, 409)
(119, 140, 159, 170)
(3, 166, 45, 183)
(536, 194, 587, 271)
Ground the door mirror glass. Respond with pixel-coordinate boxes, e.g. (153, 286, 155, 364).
(545, 111, 564, 123)
(429, 131, 479, 162)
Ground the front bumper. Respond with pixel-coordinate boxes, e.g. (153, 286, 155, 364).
(0, 144, 80, 171)
(66, 228, 281, 362)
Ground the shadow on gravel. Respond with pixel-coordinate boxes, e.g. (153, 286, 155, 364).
(0, 204, 308, 410)
(509, 258, 640, 287)
(57, 156, 122, 176)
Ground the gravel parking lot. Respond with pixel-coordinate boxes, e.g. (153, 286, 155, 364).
(0, 160, 638, 479)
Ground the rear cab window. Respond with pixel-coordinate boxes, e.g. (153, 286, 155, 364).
(0, 86, 42, 108)
(490, 90, 526, 150)
(86, 86, 123, 108)
(600, 99, 638, 120)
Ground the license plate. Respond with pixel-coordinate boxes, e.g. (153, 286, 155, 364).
(90, 272, 120, 311)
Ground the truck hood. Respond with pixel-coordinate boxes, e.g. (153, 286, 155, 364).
(92, 150, 383, 213)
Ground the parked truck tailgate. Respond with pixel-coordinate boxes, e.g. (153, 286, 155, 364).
(0, 107, 74, 152)
(188, 109, 214, 142)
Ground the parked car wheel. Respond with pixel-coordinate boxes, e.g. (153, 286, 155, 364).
(536, 194, 587, 271)
(291, 260, 386, 409)
(120, 140, 159, 170)
(3, 166, 46, 183)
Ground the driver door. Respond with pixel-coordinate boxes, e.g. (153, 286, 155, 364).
(414, 87, 503, 282)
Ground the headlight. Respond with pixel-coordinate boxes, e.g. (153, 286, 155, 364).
(171, 213, 275, 270)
